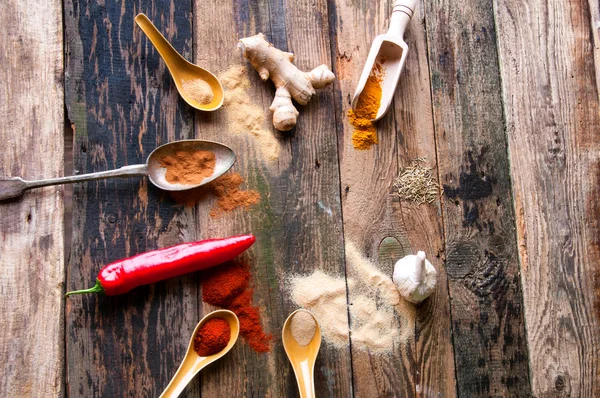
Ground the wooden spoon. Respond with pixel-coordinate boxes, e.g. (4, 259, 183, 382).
(135, 13, 224, 111)
(160, 310, 240, 398)
(282, 309, 322, 398)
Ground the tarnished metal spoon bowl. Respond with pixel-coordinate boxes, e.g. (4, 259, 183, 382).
(147, 140, 235, 191)
(0, 139, 236, 201)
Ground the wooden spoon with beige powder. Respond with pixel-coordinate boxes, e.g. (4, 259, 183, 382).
(282, 309, 321, 398)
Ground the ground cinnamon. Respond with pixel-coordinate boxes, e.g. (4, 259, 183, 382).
(159, 150, 216, 185)
(169, 172, 260, 217)
(209, 173, 260, 217)
(348, 63, 385, 150)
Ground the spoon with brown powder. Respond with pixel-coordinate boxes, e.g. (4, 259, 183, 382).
(282, 309, 322, 398)
(0, 140, 236, 200)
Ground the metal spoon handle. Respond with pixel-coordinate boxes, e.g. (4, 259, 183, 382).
(135, 13, 183, 71)
(26, 164, 148, 190)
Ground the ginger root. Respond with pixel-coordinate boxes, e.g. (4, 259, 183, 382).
(238, 33, 335, 131)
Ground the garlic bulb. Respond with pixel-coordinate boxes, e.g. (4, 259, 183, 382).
(393, 251, 437, 303)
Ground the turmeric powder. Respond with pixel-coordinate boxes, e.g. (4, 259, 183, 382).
(348, 64, 385, 150)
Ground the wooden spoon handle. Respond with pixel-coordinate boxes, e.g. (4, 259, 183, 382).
(135, 13, 183, 72)
(389, 0, 418, 38)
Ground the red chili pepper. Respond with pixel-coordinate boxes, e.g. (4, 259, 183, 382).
(65, 234, 255, 296)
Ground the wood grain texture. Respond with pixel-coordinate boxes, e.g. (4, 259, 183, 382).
(193, 0, 353, 396)
(329, 0, 456, 396)
(64, 1, 198, 396)
(494, 0, 600, 395)
(0, 0, 64, 396)
(424, 0, 532, 395)
(588, 0, 600, 103)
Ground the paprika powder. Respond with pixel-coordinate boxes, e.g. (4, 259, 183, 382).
(194, 318, 231, 356)
(202, 262, 272, 352)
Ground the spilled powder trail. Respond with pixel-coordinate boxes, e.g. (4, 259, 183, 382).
(288, 241, 416, 353)
(169, 172, 260, 217)
(219, 65, 281, 161)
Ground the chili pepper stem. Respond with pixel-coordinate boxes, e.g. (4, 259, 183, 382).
(65, 279, 105, 297)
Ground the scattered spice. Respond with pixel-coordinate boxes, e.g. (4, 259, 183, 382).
(159, 150, 216, 185)
(209, 173, 260, 217)
(182, 78, 214, 105)
(394, 158, 440, 204)
(202, 262, 272, 352)
(169, 172, 260, 217)
(287, 241, 415, 353)
(348, 63, 385, 150)
(219, 65, 281, 161)
(290, 311, 316, 346)
(194, 318, 231, 356)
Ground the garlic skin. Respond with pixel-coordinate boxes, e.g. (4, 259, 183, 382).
(393, 251, 437, 303)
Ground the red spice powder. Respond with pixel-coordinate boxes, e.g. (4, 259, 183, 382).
(202, 262, 272, 352)
(194, 318, 231, 357)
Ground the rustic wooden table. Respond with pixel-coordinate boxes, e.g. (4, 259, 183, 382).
(1, 0, 599, 396)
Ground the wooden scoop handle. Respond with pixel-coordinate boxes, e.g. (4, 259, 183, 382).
(389, 0, 419, 38)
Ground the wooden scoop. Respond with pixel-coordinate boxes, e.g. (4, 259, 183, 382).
(282, 309, 322, 398)
(351, 0, 418, 121)
(160, 310, 240, 398)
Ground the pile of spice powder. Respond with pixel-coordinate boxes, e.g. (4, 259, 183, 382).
(182, 78, 214, 105)
(202, 262, 272, 352)
(290, 310, 316, 346)
(159, 150, 216, 185)
(219, 65, 281, 161)
(348, 63, 385, 150)
(169, 172, 260, 217)
(287, 241, 416, 353)
(194, 317, 230, 356)
(208, 173, 260, 218)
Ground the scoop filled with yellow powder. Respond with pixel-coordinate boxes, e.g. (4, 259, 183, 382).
(348, 63, 385, 150)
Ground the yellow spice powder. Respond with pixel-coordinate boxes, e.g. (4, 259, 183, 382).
(348, 64, 384, 150)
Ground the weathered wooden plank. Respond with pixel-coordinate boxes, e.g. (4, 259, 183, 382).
(64, 1, 198, 396)
(423, 0, 532, 395)
(329, 0, 456, 396)
(193, 0, 353, 396)
(588, 0, 600, 102)
(0, 0, 64, 396)
(494, 0, 600, 395)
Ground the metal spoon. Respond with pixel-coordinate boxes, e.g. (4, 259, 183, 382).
(160, 310, 240, 398)
(282, 309, 322, 398)
(135, 13, 224, 111)
(0, 139, 236, 201)
(351, 0, 418, 121)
